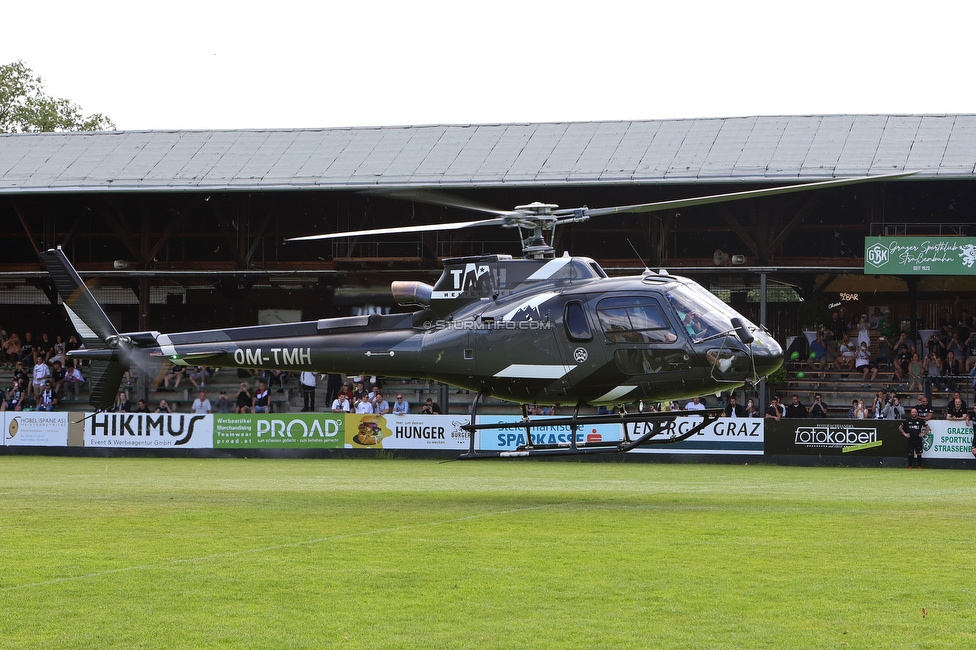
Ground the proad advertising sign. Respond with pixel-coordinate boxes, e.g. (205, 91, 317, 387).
(213, 413, 344, 448)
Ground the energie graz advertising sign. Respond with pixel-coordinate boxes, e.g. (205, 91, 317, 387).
(864, 236, 976, 275)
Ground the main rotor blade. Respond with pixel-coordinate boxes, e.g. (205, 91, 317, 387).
(374, 189, 520, 217)
(575, 171, 916, 218)
(285, 217, 507, 242)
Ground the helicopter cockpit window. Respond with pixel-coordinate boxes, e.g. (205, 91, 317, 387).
(665, 284, 738, 341)
(564, 301, 592, 341)
(596, 297, 677, 344)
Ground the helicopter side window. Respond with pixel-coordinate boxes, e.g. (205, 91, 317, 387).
(563, 300, 592, 341)
(596, 297, 676, 344)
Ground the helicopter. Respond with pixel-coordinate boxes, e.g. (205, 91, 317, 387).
(41, 172, 910, 457)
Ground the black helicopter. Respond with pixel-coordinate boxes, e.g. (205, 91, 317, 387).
(41, 173, 907, 457)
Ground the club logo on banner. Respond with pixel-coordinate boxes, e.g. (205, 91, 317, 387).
(84, 413, 212, 448)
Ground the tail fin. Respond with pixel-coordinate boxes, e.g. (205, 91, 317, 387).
(41, 248, 126, 409)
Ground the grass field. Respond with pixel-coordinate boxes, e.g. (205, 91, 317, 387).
(2, 457, 975, 649)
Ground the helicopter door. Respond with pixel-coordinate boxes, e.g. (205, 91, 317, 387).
(594, 296, 692, 379)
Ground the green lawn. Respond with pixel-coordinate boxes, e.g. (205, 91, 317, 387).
(1, 457, 974, 648)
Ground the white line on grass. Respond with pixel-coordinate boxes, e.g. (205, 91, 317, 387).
(1, 502, 570, 592)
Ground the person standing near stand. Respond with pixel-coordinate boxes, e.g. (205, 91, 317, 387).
(899, 407, 930, 469)
(300, 371, 317, 412)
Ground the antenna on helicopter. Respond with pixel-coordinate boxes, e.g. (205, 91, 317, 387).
(626, 239, 652, 275)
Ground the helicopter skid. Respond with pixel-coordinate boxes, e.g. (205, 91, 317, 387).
(459, 409, 722, 459)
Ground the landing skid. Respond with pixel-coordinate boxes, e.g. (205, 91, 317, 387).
(459, 392, 722, 459)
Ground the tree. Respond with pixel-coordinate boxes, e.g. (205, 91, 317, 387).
(0, 60, 114, 133)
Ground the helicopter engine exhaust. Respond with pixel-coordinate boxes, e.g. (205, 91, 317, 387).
(391, 280, 433, 307)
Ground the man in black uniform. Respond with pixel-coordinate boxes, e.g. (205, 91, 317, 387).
(899, 407, 931, 469)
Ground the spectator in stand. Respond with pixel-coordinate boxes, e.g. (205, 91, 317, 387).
(331, 391, 351, 413)
(966, 331, 976, 372)
(64, 362, 84, 399)
(36, 380, 57, 411)
(744, 398, 760, 418)
(878, 310, 897, 340)
(392, 393, 410, 415)
(684, 396, 706, 411)
(847, 399, 860, 419)
(943, 350, 961, 392)
(952, 391, 969, 411)
(807, 331, 830, 370)
(784, 394, 807, 418)
(948, 331, 966, 360)
(828, 310, 846, 342)
(723, 395, 744, 417)
(877, 335, 894, 371)
(835, 333, 856, 373)
(809, 393, 829, 419)
(191, 390, 212, 415)
(895, 331, 915, 356)
(871, 390, 889, 420)
(883, 396, 905, 420)
(856, 314, 871, 350)
(421, 397, 441, 415)
(235, 382, 253, 414)
(155, 399, 173, 413)
(946, 395, 970, 424)
(49, 359, 66, 397)
(36, 332, 53, 364)
(915, 395, 934, 421)
(215, 391, 231, 414)
(162, 364, 186, 390)
(135, 399, 150, 413)
(894, 344, 912, 384)
(19, 332, 35, 363)
(48, 335, 66, 365)
(908, 352, 924, 392)
(925, 352, 943, 392)
(855, 342, 878, 387)
(111, 391, 131, 413)
(299, 371, 317, 412)
(354, 392, 374, 414)
(868, 307, 883, 330)
(3, 332, 22, 367)
(373, 391, 390, 415)
(927, 331, 946, 360)
(30, 352, 50, 397)
(253, 380, 271, 413)
(765, 396, 785, 421)
(188, 366, 209, 389)
(1, 377, 25, 411)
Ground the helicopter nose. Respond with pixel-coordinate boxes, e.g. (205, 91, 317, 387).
(751, 336, 784, 378)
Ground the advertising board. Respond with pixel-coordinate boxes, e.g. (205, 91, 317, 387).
(473, 415, 623, 452)
(3, 412, 69, 446)
(213, 413, 344, 448)
(627, 416, 764, 455)
(83, 412, 213, 448)
(764, 419, 902, 456)
(923, 421, 976, 460)
(864, 236, 976, 275)
(346, 414, 469, 450)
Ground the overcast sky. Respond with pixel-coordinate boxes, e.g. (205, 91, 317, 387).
(4, 1, 974, 131)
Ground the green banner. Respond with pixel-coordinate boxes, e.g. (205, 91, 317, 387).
(864, 236, 976, 275)
(214, 414, 344, 448)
